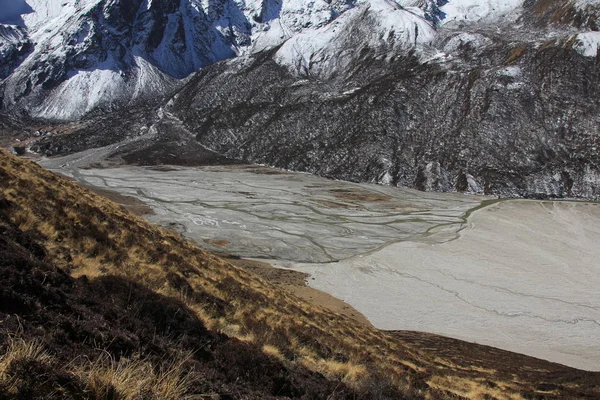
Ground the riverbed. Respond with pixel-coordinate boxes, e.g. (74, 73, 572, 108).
(40, 156, 600, 370)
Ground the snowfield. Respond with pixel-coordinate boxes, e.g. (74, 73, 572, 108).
(439, 0, 523, 24)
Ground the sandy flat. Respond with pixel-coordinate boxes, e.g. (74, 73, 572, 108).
(39, 157, 600, 370)
(39, 161, 483, 263)
(282, 200, 600, 370)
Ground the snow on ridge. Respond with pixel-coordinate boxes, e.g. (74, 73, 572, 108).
(573, 32, 600, 58)
(0, 23, 31, 79)
(275, 0, 436, 78)
(22, 0, 92, 30)
(1, 0, 362, 121)
(244, 0, 355, 54)
(575, 0, 600, 7)
(439, 0, 524, 25)
(1, 0, 540, 120)
(32, 56, 177, 120)
(0, 24, 27, 43)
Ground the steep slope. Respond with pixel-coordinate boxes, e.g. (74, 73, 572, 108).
(160, 0, 600, 199)
(0, 25, 31, 80)
(0, 24, 32, 79)
(4, 0, 600, 199)
(0, 210, 358, 399)
(0, 0, 355, 120)
(2, 151, 600, 398)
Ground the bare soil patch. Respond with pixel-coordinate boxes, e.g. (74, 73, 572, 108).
(80, 185, 155, 216)
(204, 238, 232, 247)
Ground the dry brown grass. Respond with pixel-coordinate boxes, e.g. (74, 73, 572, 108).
(427, 374, 527, 400)
(0, 336, 197, 400)
(73, 353, 196, 400)
(0, 338, 53, 396)
(1, 150, 598, 399)
(0, 338, 51, 377)
(262, 344, 285, 361)
(300, 357, 368, 385)
(506, 46, 527, 64)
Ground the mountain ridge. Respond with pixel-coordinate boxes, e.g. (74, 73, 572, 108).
(2, 0, 600, 199)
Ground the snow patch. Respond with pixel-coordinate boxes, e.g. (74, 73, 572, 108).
(440, 0, 523, 25)
(573, 32, 600, 58)
(465, 173, 483, 194)
(496, 66, 522, 78)
(22, 0, 90, 30)
(442, 32, 492, 53)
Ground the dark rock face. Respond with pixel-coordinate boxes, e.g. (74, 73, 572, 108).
(167, 27, 600, 199)
(0, 25, 31, 80)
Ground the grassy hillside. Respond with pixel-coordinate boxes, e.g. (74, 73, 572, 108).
(1, 150, 599, 399)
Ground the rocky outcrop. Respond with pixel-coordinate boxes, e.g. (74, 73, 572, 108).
(0, 25, 31, 80)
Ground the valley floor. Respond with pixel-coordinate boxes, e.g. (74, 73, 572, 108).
(40, 156, 600, 371)
(284, 200, 600, 371)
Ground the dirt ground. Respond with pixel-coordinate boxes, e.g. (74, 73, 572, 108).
(54, 170, 156, 217)
(82, 185, 155, 216)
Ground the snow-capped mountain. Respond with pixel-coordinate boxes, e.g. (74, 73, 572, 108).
(4, 0, 600, 199)
(0, 0, 356, 120)
(159, 0, 600, 199)
(1, 0, 547, 120)
(275, 0, 437, 78)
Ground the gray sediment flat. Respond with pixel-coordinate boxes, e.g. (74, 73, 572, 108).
(40, 156, 600, 370)
(279, 200, 600, 371)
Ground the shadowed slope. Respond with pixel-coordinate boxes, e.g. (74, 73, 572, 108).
(0, 216, 358, 399)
